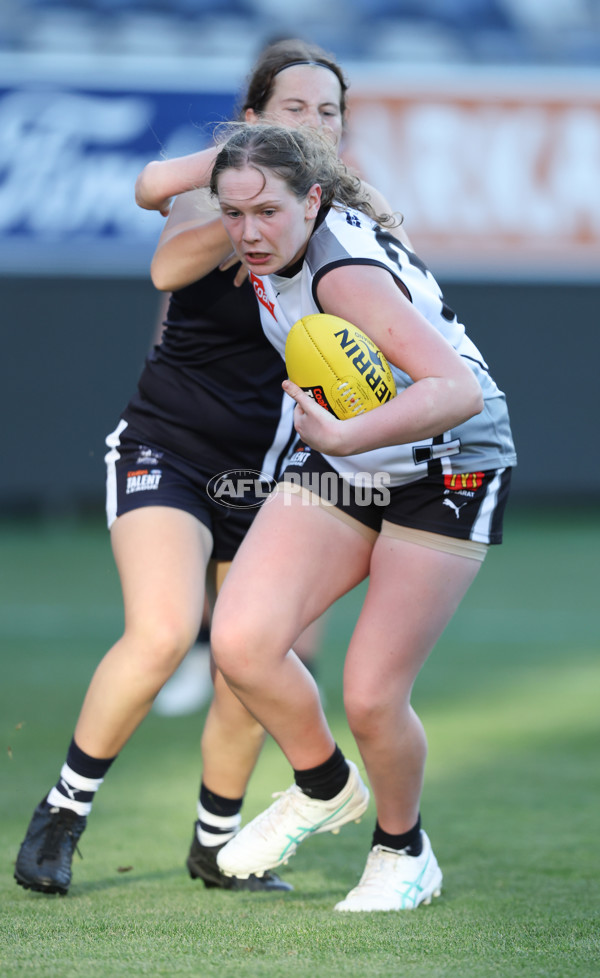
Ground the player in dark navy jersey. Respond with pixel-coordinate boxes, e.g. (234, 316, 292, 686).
(121, 270, 291, 482)
(14, 40, 407, 897)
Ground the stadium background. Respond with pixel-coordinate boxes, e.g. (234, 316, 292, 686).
(1, 0, 599, 514)
(1, 7, 599, 975)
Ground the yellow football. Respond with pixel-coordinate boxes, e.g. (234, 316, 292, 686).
(285, 314, 396, 420)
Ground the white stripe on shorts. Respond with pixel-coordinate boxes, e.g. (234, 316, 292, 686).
(104, 418, 128, 529)
(471, 467, 504, 543)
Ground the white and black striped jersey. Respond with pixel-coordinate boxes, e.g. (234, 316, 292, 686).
(250, 204, 517, 486)
(120, 265, 295, 481)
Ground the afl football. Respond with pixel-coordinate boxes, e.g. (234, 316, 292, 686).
(285, 314, 396, 420)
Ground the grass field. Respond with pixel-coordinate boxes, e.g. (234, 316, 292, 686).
(1, 506, 599, 978)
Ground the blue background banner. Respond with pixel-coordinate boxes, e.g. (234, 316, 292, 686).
(0, 81, 236, 275)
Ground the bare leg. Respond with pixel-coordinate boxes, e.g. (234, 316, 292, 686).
(74, 507, 213, 757)
(343, 534, 481, 834)
(210, 493, 373, 770)
(201, 559, 331, 796)
(293, 615, 326, 670)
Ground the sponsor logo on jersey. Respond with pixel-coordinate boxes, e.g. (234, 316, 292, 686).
(333, 328, 394, 404)
(206, 468, 277, 509)
(250, 272, 277, 319)
(444, 472, 484, 491)
(126, 468, 162, 494)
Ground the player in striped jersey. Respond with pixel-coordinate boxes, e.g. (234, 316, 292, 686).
(205, 122, 516, 911)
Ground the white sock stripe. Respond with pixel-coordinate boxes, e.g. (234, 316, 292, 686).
(46, 787, 91, 817)
(197, 803, 242, 830)
(197, 826, 237, 847)
(60, 763, 104, 793)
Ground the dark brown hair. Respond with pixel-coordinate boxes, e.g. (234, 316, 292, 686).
(239, 39, 349, 120)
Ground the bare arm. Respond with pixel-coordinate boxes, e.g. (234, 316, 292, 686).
(284, 263, 483, 456)
(149, 188, 235, 291)
(135, 146, 219, 215)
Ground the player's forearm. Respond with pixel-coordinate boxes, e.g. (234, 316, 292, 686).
(332, 376, 483, 456)
(151, 221, 233, 291)
(135, 147, 219, 211)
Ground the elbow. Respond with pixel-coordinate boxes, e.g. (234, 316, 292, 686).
(150, 247, 180, 291)
(150, 257, 177, 292)
(135, 161, 161, 208)
(472, 383, 484, 417)
(447, 375, 483, 427)
(463, 377, 484, 421)
(134, 166, 150, 208)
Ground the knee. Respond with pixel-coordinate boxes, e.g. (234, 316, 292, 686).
(210, 618, 246, 686)
(344, 674, 406, 745)
(210, 616, 266, 691)
(344, 690, 384, 744)
(125, 616, 199, 679)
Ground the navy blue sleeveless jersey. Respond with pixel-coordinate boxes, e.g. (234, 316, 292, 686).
(121, 265, 294, 479)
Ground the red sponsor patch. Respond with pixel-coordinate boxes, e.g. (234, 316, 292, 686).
(127, 469, 149, 477)
(444, 472, 484, 490)
(250, 272, 277, 319)
(311, 386, 332, 412)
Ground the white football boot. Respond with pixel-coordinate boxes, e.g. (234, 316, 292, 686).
(217, 760, 369, 878)
(334, 831, 442, 912)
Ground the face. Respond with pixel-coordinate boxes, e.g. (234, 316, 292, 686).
(217, 165, 321, 276)
(246, 64, 343, 150)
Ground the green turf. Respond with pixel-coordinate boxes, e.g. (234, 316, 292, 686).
(1, 507, 599, 978)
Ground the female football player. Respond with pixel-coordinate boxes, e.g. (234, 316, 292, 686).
(14, 40, 408, 897)
(206, 122, 517, 912)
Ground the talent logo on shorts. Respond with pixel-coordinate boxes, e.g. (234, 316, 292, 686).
(206, 469, 277, 509)
(288, 446, 311, 467)
(126, 468, 162, 494)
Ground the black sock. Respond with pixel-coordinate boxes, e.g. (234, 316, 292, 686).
(199, 784, 243, 817)
(293, 744, 349, 800)
(372, 814, 423, 856)
(46, 737, 117, 815)
(196, 783, 243, 847)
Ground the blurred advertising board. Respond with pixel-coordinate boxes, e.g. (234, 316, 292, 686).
(0, 55, 598, 280)
(344, 67, 600, 280)
(0, 54, 239, 277)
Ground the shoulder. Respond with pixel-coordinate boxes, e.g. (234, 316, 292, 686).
(308, 205, 376, 261)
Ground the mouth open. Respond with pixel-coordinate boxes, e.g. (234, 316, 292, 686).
(245, 252, 271, 262)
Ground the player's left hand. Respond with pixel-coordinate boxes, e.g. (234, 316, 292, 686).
(282, 380, 348, 456)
